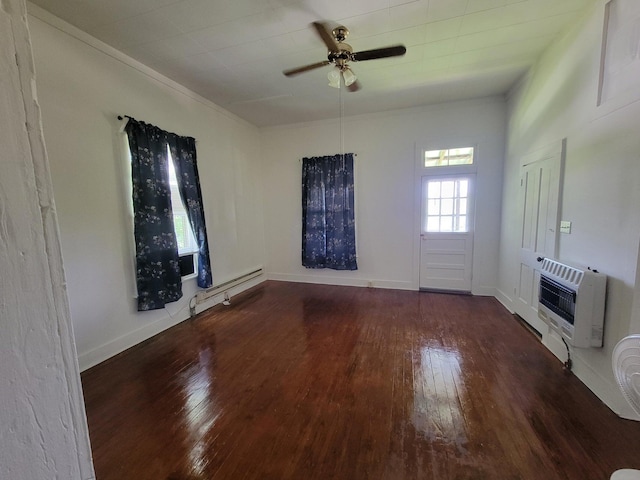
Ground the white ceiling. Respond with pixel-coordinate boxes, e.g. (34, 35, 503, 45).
(28, 0, 595, 127)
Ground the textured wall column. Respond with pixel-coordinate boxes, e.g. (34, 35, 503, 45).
(0, 0, 95, 478)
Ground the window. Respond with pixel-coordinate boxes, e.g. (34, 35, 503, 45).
(166, 148, 198, 256)
(425, 147, 474, 168)
(124, 117, 212, 311)
(424, 177, 470, 233)
(301, 153, 357, 270)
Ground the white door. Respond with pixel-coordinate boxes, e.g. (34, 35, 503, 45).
(419, 175, 475, 292)
(514, 141, 564, 333)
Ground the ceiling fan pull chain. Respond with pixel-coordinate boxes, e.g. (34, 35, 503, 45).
(340, 79, 344, 158)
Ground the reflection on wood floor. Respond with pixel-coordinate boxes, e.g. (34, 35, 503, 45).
(81, 281, 640, 480)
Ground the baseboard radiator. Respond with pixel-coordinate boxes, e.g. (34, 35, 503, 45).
(195, 268, 263, 304)
(537, 258, 606, 348)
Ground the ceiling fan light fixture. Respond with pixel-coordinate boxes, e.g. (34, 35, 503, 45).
(328, 68, 341, 88)
(342, 67, 357, 87)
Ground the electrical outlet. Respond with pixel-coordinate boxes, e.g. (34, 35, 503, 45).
(560, 220, 571, 234)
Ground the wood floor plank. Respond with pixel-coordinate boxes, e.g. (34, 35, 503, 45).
(81, 281, 640, 479)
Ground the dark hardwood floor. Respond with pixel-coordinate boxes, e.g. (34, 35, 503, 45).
(81, 281, 640, 480)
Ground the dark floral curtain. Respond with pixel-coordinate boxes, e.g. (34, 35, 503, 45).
(167, 133, 213, 288)
(125, 119, 182, 311)
(302, 153, 357, 270)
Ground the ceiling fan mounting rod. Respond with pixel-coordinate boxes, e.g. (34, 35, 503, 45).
(332, 26, 349, 42)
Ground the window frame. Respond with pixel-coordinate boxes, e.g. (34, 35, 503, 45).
(417, 143, 479, 236)
(419, 145, 477, 177)
(165, 147, 198, 280)
(122, 136, 199, 284)
(166, 147, 199, 258)
(422, 175, 474, 234)
(424, 147, 474, 169)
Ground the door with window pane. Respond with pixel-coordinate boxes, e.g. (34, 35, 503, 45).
(419, 175, 475, 292)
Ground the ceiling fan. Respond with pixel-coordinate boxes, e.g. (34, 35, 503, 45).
(283, 21, 407, 92)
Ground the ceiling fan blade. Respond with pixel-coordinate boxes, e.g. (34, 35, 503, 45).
(283, 60, 330, 77)
(352, 45, 406, 62)
(347, 79, 361, 92)
(312, 21, 340, 52)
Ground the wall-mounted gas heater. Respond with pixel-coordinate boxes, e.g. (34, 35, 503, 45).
(537, 258, 606, 348)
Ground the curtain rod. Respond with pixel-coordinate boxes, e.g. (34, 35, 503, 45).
(117, 115, 197, 143)
(299, 153, 357, 162)
(117, 115, 131, 133)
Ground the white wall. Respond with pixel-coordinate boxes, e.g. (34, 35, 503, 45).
(498, 0, 640, 419)
(0, 0, 94, 477)
(261, 97, 506, 294)
(28, 7, 266, 371)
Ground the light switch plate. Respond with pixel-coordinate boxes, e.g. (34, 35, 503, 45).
(560, 220, 571, 234)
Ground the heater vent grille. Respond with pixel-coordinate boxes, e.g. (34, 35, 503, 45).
(540, 258, 583, 289)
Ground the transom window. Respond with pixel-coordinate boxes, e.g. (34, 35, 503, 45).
(424, 178, 470, 233)
(425, 147, 474, 168)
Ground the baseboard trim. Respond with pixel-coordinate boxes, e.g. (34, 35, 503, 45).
(420, 287, 471, 295)
(78, 311, 188, 372)
(543, 331, 640, 421)
(267, 273, 415, 291)
(77, 276, 266, 372)
(472, 286, 497, 297)
(495, 288, 515, 313)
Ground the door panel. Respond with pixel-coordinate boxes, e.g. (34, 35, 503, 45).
(419, 175, 474, 292)
(420, 234, 472, 290)
(514, 141, 564, 333)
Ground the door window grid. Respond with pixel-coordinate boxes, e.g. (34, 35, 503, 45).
(425, 179, 469, 233)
